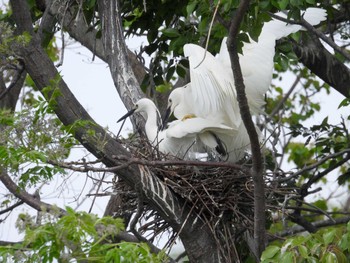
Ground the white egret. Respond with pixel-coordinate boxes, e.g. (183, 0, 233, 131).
(164, 8, 327, 162)
(175, 8, 327, 121)
(117, 98, 235, 159)
(163, 87, 253, 162)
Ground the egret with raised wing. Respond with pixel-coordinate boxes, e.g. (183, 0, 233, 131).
(163, 8, 327, 162)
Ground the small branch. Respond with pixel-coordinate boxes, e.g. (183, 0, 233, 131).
(195, 0, 221, 68)
(289, 211, 317, 233)
(270, 216, 350, 239)
(88, 172, 106, 213)
(269, 74, 301, 117)
(0, 200, 24, 215)
(304, 156, 350, 191)
(0, 64, 25, 101)
(47, 156, 248, 173)
(270, 12, 350, 61)
(0, 170, 66, 216)
(227, 0, 266, 259)
(129, 195, 148, 242)
(277, 149, 350, 183)
(0, 240, 22, 246)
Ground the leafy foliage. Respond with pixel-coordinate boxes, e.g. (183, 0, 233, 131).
(0, 94, 77, 187)
(261, 222, 350, 262)
(0, 207, 165, 263)
(1, 0, 350, 261)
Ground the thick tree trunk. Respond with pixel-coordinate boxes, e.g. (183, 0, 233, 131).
(293, 35, 350, 98)
(10, 1, 222, 261)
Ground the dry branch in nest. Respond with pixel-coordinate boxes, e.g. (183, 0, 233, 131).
(113, 136, 297, 253)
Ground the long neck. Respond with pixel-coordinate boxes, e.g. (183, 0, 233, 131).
(144, 107, 163, 146)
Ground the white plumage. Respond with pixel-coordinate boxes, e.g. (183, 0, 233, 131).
(118, 98, 235, 159)
(164, 8, 327, 162)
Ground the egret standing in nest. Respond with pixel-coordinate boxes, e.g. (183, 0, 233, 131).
(163, 7, 327, 162)
(118, 98, 235, 159)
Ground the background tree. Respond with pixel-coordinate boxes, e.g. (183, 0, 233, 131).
(0, 0, 350, 262)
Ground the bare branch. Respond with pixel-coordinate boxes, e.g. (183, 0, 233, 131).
(227, 0, 266, 258)
(0, 169, 66, 216)
(97, 0, 144, 131)
(47, 156, 248, 173)
(277, 148, 350, 183)
(0, 200, 24, 215)
(270, 216, 350, 239)
(270, 12, 350, 62)
(269, 74, 301, 117)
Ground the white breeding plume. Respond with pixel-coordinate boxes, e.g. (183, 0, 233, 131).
(217, 7, 327, 114)
(164, 8, 327, 162)
(118, 98, 235, 159)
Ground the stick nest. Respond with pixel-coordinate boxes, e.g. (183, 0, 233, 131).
(115, 136, 295, 248)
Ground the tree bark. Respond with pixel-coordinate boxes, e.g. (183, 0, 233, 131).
(10, 1, 221, 261)
(42, 0, 146, 85)
(96, 0, 144, 132)
(227, 0, 266, 260)
(293, 34, 350, 98)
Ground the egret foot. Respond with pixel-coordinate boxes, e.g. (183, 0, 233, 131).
(181, 114, 197, 121)
(209, 132, 227, 156)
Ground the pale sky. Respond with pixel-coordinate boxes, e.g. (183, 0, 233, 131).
(0, 3, 349, 249)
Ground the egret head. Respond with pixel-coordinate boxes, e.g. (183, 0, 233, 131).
(117, 98, 157, 123)
(162, 87, 184, 130)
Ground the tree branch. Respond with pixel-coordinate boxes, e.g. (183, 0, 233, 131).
(293, 35, 350, 98)
(0, 64, 26, 111)
(10, 1, 221, 261)
(97, 0, 144, 131)
(43, 0, 146, 84)
(277, 148, 350, 183)
(0, 169, 66, 216)
(227, 1, 266, 259)
(299, 16, 350, 62)
(0, 200, 24, 215)
(270, 11, 350, 98)
(47, 156, 248, 173)
(270, 12, 350, 62)
(270, 216, 350, 239)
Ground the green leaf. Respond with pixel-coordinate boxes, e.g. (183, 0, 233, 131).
(162, 28, 180, 38)
(322, 252, 337, 263)
(278, 0, 289, 10)
(290, 0, 303, 8)
(280, 251, 294, 263)
(186, 0, 198, 16)
(176, 64, 187, 78)
(323, 229, 337, 245)
(312, 199, 328, 211)
(298, 245, 309, 258)
(155, 83, 172, 93)
(338, 98, 350, 109)
(306, 0, 315, 4)
(166, 66, 176, 82)
(261, 245, 280, 260)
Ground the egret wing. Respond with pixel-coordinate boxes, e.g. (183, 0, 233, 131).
(183, 44, 240, 128)
(166, 118, 234, 139)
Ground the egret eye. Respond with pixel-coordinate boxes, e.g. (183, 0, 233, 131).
(169, 99, 172, 103)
